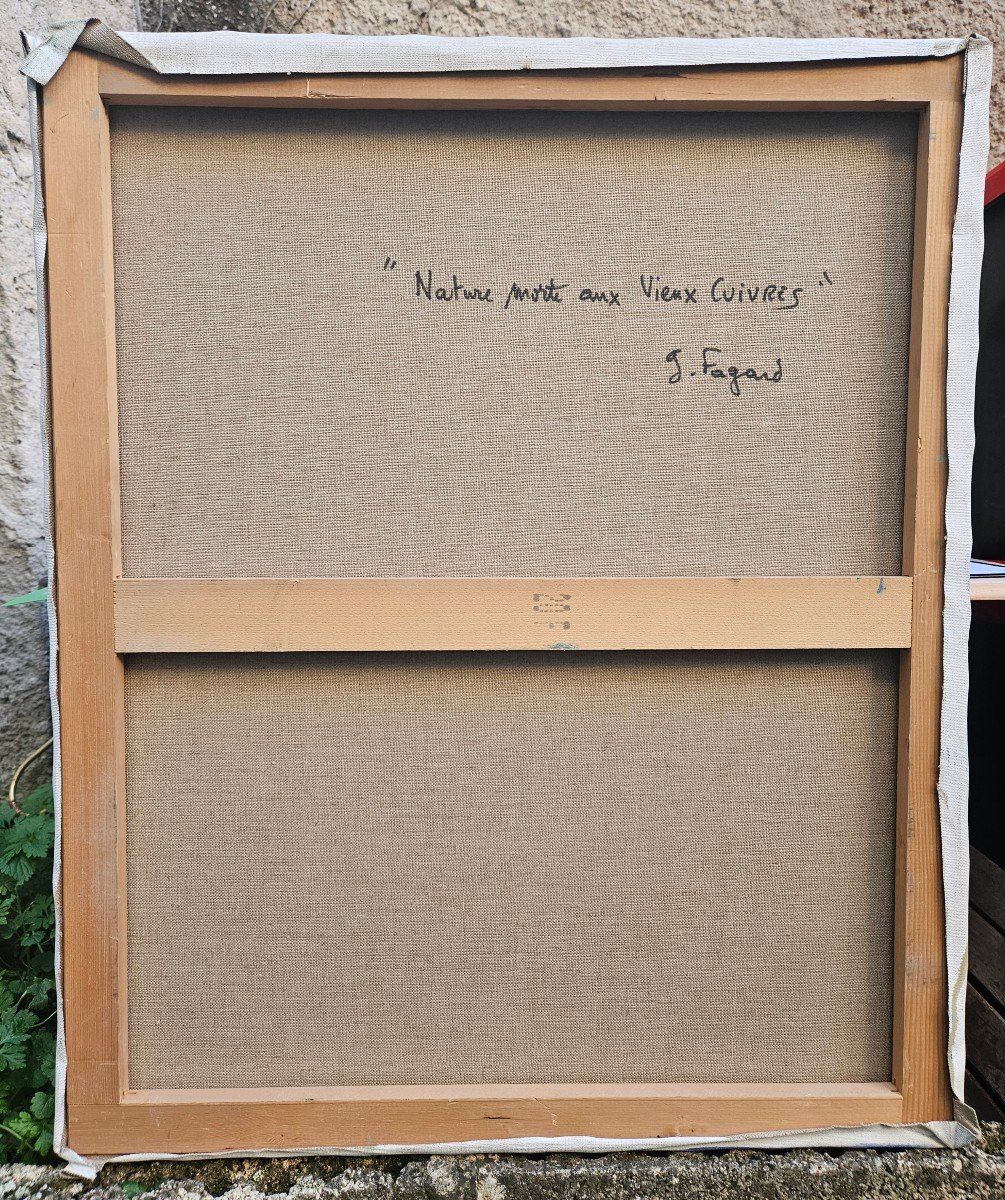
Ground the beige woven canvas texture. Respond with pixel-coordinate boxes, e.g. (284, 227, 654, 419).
(125, 650, 897, 1089)
(108, 107, 916, 578)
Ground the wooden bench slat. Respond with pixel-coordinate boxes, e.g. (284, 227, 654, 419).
(966, 985, 1005, 1108)
(965, 1068, 1005, 1122)
(969, 909, 1005, 1008)
(971, 848, 1005, 933)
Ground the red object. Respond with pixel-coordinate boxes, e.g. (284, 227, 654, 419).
(986, 160, 1005, 207)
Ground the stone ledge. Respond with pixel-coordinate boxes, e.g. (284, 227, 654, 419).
(3, 1129, 1005, 1200)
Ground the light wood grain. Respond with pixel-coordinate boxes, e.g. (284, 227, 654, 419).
(891, 72, 963, 1124)
(94, 54, 960, 110)
(970, 577, 1005, 601)
(43, 50, 125, 1109)
(113, 576, 913, 653)
(69, 1084, 903, 1154)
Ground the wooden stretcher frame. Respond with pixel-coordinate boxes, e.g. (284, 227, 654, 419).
(42, 46, 963, 1156)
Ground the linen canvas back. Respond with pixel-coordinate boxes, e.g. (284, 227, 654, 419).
(108, 107, 917, 579)
(109, 103, 916, 1093)
(124, 649, 898, 1089)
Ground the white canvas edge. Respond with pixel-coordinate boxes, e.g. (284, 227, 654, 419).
(21, 20, 972, 83)
(23, 27, 991, 1181)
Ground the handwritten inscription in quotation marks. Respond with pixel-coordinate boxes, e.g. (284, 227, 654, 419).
(385, 259, 836, 397)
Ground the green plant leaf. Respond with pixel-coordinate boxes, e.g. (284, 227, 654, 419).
(29, 1091, 53, 1122)
(0, 813, 55, 887)
(3, 589, 48, 607)
(0, 1026, 30, 1073)
(32, 1122, 53, 1156)
(0, 793, 56, 1162)
(18, 784, 53, 815)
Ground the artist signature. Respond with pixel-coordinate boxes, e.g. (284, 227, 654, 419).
(665, 346, 784, 397)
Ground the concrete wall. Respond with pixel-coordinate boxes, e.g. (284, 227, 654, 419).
(1, 0, 1001, 785)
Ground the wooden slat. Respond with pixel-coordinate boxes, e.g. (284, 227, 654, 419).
(891, 70, 963, 1125)
(964, 1069, 1005, 1122)
(971, 578, 1005, 601)
(43, 49, 125, 1108)
(94, 54, 960, 110)
(966, 986, 1005, 1108)
(967, 856, 1005, 1117)
(68, 1083, 903, 1155)
(971, 848, 1005, 932)
(969, 910, 1005, 1008)
(113, 576, 913, 653)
